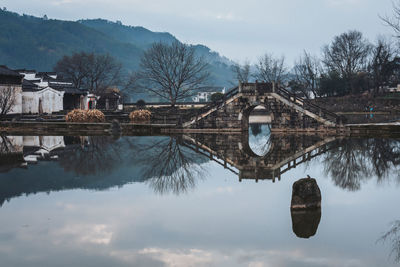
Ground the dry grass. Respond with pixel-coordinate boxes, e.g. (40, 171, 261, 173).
(65, 109, 105, 123)
(129, 110, 151, 123)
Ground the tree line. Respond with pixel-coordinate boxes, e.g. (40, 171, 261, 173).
(233, 31, 400, 98)
(51, 1, 400, 106)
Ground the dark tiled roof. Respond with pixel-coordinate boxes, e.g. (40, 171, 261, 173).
(98, 92, 120, 99)
(14, 69, 37, 74)
(37, 72, 56, 76)
(22, 79, 40, 92)
(36, 73, 57, 81)
(48, 83, 87, 94)
(0, 65, 23, 77)
(63, 87, 88, 95)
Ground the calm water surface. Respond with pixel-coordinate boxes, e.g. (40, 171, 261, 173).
(0, 127, 400, 267)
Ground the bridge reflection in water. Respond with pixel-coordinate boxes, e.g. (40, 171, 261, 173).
(182, 131, 335, 183)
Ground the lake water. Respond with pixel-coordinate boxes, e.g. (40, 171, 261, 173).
(1, 126, 400, 267)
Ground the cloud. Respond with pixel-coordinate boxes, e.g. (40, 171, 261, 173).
(51, 0, 76, 6)
(325, 0, 362, 7)
(54, 224, 113, 245)
(110, 247, 366, 267)
(215, 12, 242, 21)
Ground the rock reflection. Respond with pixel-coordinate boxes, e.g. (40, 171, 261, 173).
(291, 209, 321, 239)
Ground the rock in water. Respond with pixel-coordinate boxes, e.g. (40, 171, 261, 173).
(290, 177, 322, 238)
(291, 177, 321, 210)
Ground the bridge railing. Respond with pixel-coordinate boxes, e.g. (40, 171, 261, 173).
(180, 86, 239, 124)
(276, 86, 342, 124)
(240, 82, 274, 94)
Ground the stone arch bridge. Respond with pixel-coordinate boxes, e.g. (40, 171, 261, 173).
(183, 82, 345, 133)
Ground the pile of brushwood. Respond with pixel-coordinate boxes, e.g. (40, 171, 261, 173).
(129, 110, 151, 123)
(65, 109, 106, 122)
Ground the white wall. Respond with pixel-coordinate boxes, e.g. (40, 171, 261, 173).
(22, 87, 64, 114)
(38, 88, 64, 113)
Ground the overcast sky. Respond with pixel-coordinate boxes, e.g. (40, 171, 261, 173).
(1, 0, 397, 65)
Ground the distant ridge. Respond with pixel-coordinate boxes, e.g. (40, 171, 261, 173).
(0, 9, 234, 100)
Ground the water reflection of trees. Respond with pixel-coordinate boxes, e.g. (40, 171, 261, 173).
(132, 136, 207, 195)
(0, 135, 14, 153)
(58, 136, 122, 175)
(250, 124, 262, 136)
(248, 124, 272, 157)
(322, 138, 400, 191)
(378, 220, 400, 263)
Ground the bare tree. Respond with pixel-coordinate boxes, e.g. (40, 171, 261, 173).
(381, 1, 400, 38)
(54, 52, 123, 94)
(254, 53, 287, 84)
(137, 41, 210, 106)
(231, 60, 251, 83)
(85, 54, 122, 93)
(368, 37, 399, 95)
(293, 51, 321, 98)
(54, 52, 89, 89)
(0, 85, 17, 117)
(322, 30, 371, 94)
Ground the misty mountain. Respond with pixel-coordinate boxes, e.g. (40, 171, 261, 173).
(0, 9, 235, 100)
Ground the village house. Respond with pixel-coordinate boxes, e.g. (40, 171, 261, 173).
(0, 65, 91, 115)
(192, 86, 225, 102)
(96, 87, 122, 110)
(18, 69, 89, 112)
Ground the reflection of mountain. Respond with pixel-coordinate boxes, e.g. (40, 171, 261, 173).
(0, 136, 210, 206)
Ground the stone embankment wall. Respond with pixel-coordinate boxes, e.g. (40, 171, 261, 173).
(311, 94, 400, 113)
(0, 121, 175, 136)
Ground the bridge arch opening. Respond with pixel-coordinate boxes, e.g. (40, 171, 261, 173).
(247, 105, 272, 157)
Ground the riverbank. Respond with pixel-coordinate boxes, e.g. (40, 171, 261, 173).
(2, 121, 400, 137)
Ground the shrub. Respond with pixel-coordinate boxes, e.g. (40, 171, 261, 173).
(129, 110, 151, 122)
(86, 109, 106, 122)
(65, 109, 105, 123)
(136, 99, 146, 109)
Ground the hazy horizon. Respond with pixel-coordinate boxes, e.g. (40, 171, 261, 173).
(1, 0, 397, 65)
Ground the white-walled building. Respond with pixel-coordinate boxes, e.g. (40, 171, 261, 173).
(0, 66, 89, 115)
(192, 87, 226, 102)
(22, 86, 64, 114)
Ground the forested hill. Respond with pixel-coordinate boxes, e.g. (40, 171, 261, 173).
(0, 9, 234, 87)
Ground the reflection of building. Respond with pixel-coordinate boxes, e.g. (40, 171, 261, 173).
(0, 136, 66, 164)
